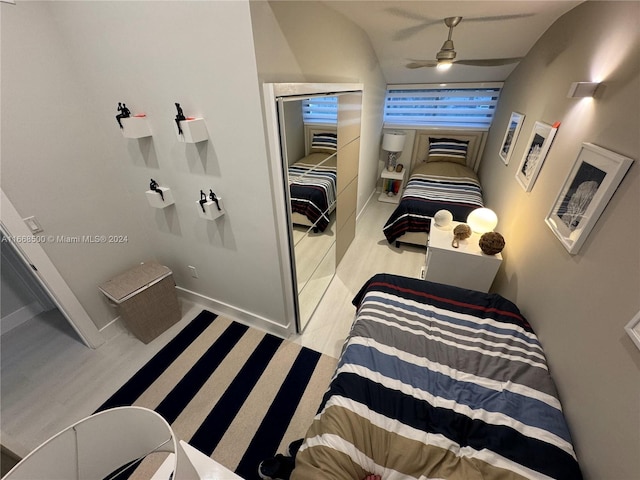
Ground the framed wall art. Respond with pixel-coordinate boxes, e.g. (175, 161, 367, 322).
(515, 121, 559, 192)
(499, 111, 525, 165)
(625, 310, 640, 352)
(545, 142, 633, 254)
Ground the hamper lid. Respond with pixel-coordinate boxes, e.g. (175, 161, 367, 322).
(98, 261, 172, 303)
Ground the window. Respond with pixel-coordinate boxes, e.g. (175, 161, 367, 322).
(384, 83, 503, 129)
(302, 96, 338, 124)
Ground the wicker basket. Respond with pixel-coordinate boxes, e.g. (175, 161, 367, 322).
(99, 262, 181, 343)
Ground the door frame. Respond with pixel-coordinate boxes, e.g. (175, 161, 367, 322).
(0, 189, 104, 348)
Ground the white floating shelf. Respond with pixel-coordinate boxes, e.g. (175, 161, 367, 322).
(197, 198, 224, 220)
(175, 118, 208, 143)
(145, 187, 175, 208)
(121, 117, 151, 138)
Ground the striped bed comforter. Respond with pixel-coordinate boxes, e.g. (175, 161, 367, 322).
(292, 274, 582, 480)
(383, 161, 483, 244)
(289, 155, 337, 232)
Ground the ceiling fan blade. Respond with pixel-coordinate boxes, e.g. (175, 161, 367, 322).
(393, 22, 439, 41)
(385, 7, 435, 23)
(386, 7, 441, 40)
(455, 57, 523, 66)
(461, 13, 535, 23)
(406, 60, 439, 69)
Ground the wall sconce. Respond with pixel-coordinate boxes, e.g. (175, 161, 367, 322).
(382, 132, 406, 171)
(567, 82, 601, 98)
(466, 208, 498, 234)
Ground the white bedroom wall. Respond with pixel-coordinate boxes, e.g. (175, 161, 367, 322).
(250, 0, 387, 215)
(1, 2, 290, 334)
(478, 2, 639, 478)
(0, 239, 48, 334)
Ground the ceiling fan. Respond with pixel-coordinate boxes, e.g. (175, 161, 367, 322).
(406, 16, 523, 70)
(388, 8, 535, 42)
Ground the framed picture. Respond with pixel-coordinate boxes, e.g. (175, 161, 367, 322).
(515, 121, 558, 192)
(624, 312, 640, 350)
(545, 142, 634, 254)
(499, 112, 525, 165)
(625, 310, 640, 352)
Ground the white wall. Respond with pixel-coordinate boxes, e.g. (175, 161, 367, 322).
(250, 1, 387, 215)
(1, 2, 290, 334)
(1, 246, 37, 320)
(478, 2, 639, 478)
(0, 237, 49, 333)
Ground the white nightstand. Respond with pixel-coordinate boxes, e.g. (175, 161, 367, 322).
(424, 221, 502, 293)
(378, 168, 407, 203)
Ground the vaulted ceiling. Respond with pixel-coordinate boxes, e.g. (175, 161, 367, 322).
(324, 1, 583, 84)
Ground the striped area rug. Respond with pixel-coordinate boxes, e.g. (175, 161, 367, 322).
(95, 310, 338, 479)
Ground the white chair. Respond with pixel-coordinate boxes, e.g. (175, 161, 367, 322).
(2, 406, 198, 480)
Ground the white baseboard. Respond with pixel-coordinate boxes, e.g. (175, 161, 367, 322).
(1, 302, 46, 336)
(97, 316, 126, 341)
(357, 188, 377, 223)
(176, 287, 294, 339)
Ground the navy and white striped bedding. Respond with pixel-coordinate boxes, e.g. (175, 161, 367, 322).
(382, 162, 484, 243)
(383, 175, 483, 244)
(293, 274, 582, 480)
(289, 158, 337, 232)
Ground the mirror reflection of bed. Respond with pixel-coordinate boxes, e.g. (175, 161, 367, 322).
(283, 113, 339, 332)
(271, 87, 362, 333)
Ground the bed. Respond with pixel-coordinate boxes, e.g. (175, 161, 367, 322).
(289, 131, 338, 233)
(292, 273, 583, 480)
(382, 132, 487, 247)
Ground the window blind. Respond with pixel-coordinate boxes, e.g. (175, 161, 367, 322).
(302, 96, 338, 124)
(384, 83, 503, 129)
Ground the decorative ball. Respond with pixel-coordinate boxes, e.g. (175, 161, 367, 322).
(434, 210, 453, 227)
(479, 231, 505, 255)
(453, 223, 472, 240)
(451, 223, 472, 248)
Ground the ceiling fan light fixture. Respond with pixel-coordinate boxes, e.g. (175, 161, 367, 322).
(404, 15, 525, 71)
(436, 40, 456, 62)
(439, 39, 455, 52)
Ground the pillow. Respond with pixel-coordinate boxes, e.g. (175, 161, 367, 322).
(310, 132, 337, 153)
(426, 137, 469, 165)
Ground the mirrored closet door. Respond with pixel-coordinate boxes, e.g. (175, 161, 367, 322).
(264, 84, 362, 333)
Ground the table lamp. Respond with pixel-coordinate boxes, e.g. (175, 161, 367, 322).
(382, 132, 406, 171)
(467, 208, 498, 234)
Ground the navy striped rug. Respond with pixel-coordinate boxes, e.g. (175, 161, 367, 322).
(95, 310, 337, 479)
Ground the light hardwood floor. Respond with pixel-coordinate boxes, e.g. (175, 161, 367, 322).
(292, 198, 425, 356)
(0, 196, 425, 460)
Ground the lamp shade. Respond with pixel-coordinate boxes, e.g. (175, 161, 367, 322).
(467, 208, 498, 234)
(382, 132, 406, 152)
